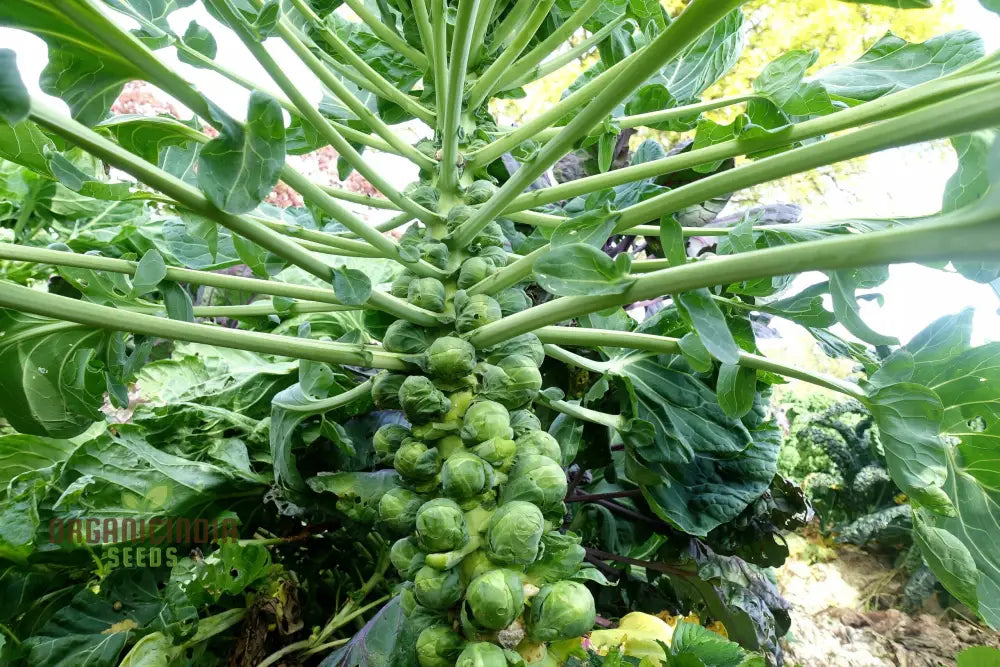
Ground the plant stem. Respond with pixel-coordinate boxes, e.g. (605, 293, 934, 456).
(502, 17, 625, 93)
(466, 246, 549, 295)
(0, 281, 412, 371)
(285, 0, 435, 124)
(566, 489, 643, 503)
(261, 11, 434, 171)
(467, 0, 498, 69)
(29, 101, 342, 284)
(540, 331, 864, 398)
(614, 81, 1000, 229)
(277, 379, 375, 413)
(449, 0, 747, 248)
(466, 0, 556, 109)
(410, 0, 436, 75)
(172, 41, 396, 153)
(485, 0, 533, 57)
(532, 93, 755, 143)
(504, 72, 1000, 213)
(585, 547, 688, 576)
(340, 0, 429, 69)
(467, 202, 1000, 348)
(495, 0, 603, 90)
(439, 0, 481, 192)
(317, 187, 400, 211)
(430, 0, 450, 118)
(541, 396, 624, 430)
(0, 243, 440, 326)
(248, 214, 384, 258)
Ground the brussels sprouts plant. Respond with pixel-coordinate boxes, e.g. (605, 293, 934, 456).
(1, 0, 1000, 665)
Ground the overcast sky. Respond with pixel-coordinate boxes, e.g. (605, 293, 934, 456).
(2, 2, 998, 346)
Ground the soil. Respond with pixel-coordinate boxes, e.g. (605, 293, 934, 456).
(777, 534, 1000, 666)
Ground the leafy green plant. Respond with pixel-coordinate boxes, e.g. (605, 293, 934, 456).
(1, 0, 1000, 665)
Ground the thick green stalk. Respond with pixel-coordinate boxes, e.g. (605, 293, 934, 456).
(614, 82, 1000, 229)
(0, 243, 441, 326)
(188, 302, 356, 318)
(499, 17, 625, 92)
(410, 0, 436, 75)
(495, 0, 603, 90)
(209, 1, 437, 228)
(439, 0, 482, 192)
(284, 0, 435, 124)
(340, 0, 429, 69)
(466, 0, 557, 109)
(530, 94, 755, 143)
(317, 186, 401, 212)
(467, 0, 499, 69)
(246, 215, 381, 257)
(265, 12, 435, 169)
(466, 247, 549, 295)
(171, 41, 396, 154)
(449, 0, 748, 249)
(467, 201, 1000, 347)
(0, 281, 411, 371)
(431, 0, 450, 118)
(485, 0, 534, 56)
(505, 72, 1000, 213)
(541, 334, 863, 398)
(29, 101, 343, 283)
(278, 170, 445, 278)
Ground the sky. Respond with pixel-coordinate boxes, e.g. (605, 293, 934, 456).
(1, 1, 999, 348)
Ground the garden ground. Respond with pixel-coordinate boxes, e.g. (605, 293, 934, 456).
(779, 534, 1000, 666)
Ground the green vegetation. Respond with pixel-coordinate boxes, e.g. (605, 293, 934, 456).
(0, 0, 999, 665)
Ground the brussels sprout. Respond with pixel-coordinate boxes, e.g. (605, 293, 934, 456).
(394, 441, 441, 481)
(416, 624, 465, 667)
(457, 257, 496, 290)
(480, 355, 541, 409)
(501, 454, 567, 511)
(515, 431, 561, 463)
(486, 501, 544, 565)
(441, 452, 496, 500)
(408, 277, 447, 312)
(528, 581, 596, 642)
(471, 437, 517, 468)
(472, 221, 505, 250)
(391, 270, 416, 299)
(415, 138, 437, 160)
(426, 337, 477, 380)
(483, 333, 544, 366)
(408, 184, 440, 211)
(400, 376, 451, 423)
(456, 642, 508, 667)
(390, 536, 426, 578)
(421, 241, 451, 270)
(477, 246, 508, 268)
(379, 487, 426, 536)
(464, 569, 525, 630)
(465, 180, 498, 205)
(372, 372, 407, 410)
(447, 205, 476, 230)
(496, 288, 530, 316)
(374, 423, 410, 461)
(461, 400, 513, 444)
(509, 410, 542, 438)
(525, 532, 585, 584)
(414, 565, 465, 610)
(383, 320, 432, 354)
(415, 498, 469, 552)
(456, 294, 502, 333)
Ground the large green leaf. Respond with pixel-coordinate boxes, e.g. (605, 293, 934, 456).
(533, 244, 635, 296)
(868, 311, 1000, 628)
(196, 92, 286, 214)
(0, 49, 30, 124)
(0, 1, 140, 125)
(0, 311, 108, 438)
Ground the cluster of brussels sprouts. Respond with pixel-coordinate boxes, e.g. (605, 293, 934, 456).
(369, 183, 596, 665)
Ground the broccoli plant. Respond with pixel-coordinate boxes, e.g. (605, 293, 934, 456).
(1, 0, 1000, 665)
